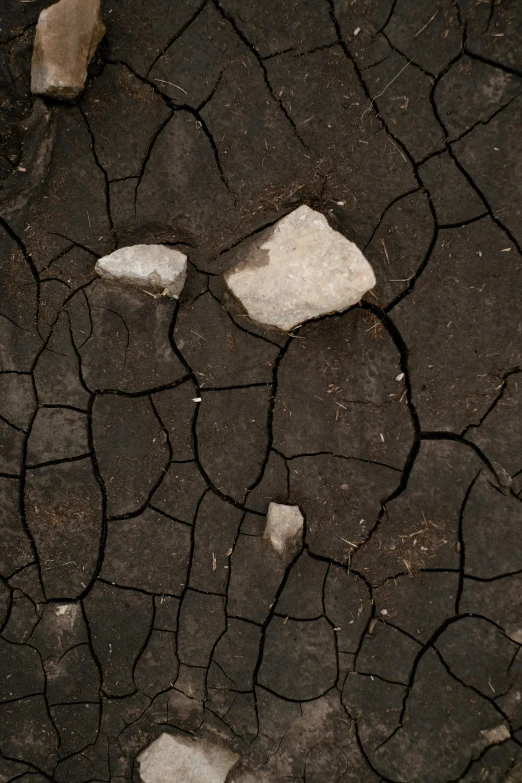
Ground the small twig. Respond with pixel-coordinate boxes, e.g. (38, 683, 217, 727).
(380, 238, 390, 265)
(387, 134, 408, 163)
(336, 535, 359, 549)
(414, 8, 440, 38)
(361, 59, 412, 120)
(154, 78, 188, 95)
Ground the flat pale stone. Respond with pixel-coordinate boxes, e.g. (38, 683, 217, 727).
(224, 205, 376, 331)
(264, 502, 304, 560)
(138, 732, 239, 783)
(31, 0, 105, 100)
(480, 724, 511, 745)
(95, 245, 187, 298)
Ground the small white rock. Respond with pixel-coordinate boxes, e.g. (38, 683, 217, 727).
(55, 603, 76, 618)
(264, 502, 304, 561)
(95, 245, 187, 298)
(480, 724, 510, 745)
(224, 205, 376, 331)
(137, 732, 239, 783)
(31, 0, 105, 100)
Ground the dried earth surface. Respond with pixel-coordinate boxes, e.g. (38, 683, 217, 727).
(0, 0, 522, 781)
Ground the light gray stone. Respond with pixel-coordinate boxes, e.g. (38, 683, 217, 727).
(224, 205, 376, 331)
(31, 0, 105, 100)
(480, 724, 511, 745)
(95, 245, 187, 298)
(264, 502, 304, 561)
(137, 732, 239, 783)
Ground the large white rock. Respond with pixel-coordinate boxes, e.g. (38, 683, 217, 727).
(138, 733, 239, 783)
(31, 0, 105, 100)
(95, 245, 187, 298)
(224, 205, 376, 331)
(264, 502, 304, 561)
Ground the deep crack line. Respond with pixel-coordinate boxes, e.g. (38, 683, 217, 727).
(103, 58, 237, 204)
(363, 186, 421, 253)
(460, 368, 522, 441)
(210, 0, 313, 153)
(464, 48, 522, 80)
(325, 0, 445, 316)
(416, 40, 522, 258)
(172, 104, 236, 199)
(145, 0, 209, 79)
(0, 215, 42, 338)
(78, 104, 116, 239)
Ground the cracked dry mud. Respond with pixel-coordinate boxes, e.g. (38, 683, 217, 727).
(0, 0, 522, 781)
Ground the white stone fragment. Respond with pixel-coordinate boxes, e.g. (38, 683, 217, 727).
(95, 245, 187, 298)
(480, 724, 511, 745)
(138, 733, 239, 783)
(31, 0, 105, 100)
(264, 502, 304, 561)
(224, 205, 376, 331)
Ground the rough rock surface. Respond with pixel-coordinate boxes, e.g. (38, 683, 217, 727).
(224, 206, 376, 331)
(263, 502, 304, 561)
(138, 732, 239, 783)
(95, 244, 187, 298)
(31, 0, 105, 100)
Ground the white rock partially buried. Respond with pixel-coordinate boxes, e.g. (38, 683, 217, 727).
(264, 502, 304, 561)
(224, 205, 376, 331)
(137, 732, 239, 783)
(95, 245, 187, 298)
(31, 0, 105, 100)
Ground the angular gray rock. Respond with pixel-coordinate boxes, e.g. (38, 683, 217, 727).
(95, 244, 187, 297)
(31, 0, 105, 100)
(224, 205, 375, 331)
(264, 502, 304, 561)
(138, 732, 239, 783)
